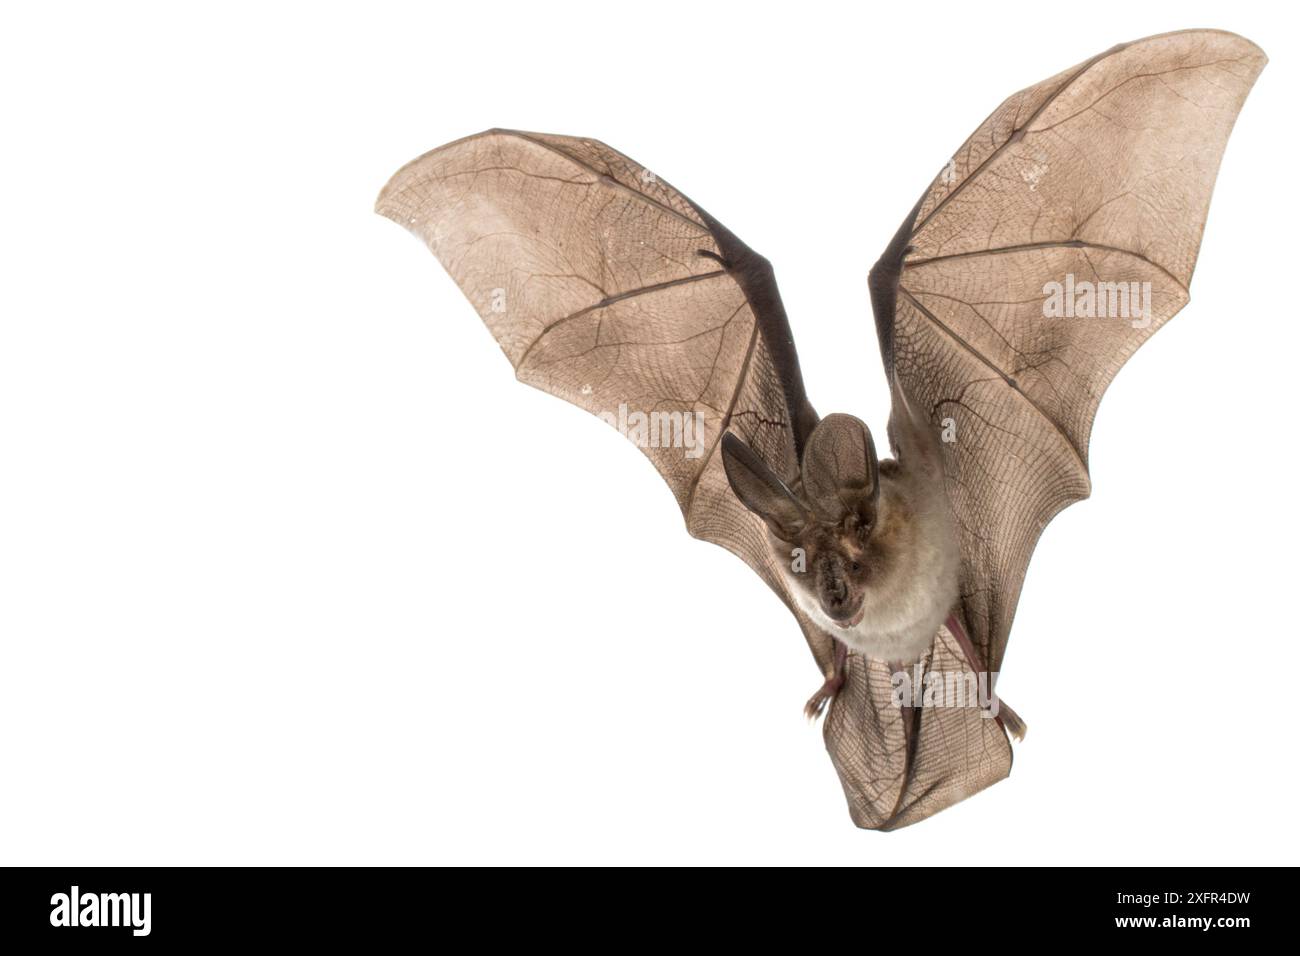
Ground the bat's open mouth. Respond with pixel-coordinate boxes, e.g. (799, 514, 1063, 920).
(834, 607, 865, 629)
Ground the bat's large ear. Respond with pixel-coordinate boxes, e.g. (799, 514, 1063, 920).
(721, 433, 809, 542)
(801, 414, 880, 525)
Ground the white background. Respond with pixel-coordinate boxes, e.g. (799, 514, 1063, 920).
(2, 1, 1296, 865)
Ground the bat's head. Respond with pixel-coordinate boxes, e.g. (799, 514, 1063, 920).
(721, 415, 882, 628)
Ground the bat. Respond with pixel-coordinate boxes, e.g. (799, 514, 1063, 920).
(375, 29, 1265, 829)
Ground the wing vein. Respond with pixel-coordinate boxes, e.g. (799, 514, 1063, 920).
(683, 310, 763, 525)
(904, 240, 1189, 293)
(910, 44, 1128, 238)
(898, 286, 1089, 475)
(515, 270, 728, 370)
(508, 130, 712, 233)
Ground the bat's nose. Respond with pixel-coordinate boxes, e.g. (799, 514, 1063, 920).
(827, 577, 849, 606)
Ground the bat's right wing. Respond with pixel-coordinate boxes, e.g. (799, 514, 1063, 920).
(377, 130, 834, 671)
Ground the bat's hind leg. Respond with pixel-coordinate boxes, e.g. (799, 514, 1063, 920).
(991, 697, 1027, 741)
(944, 613, 1028, 741)
(805, 639, 848, 720)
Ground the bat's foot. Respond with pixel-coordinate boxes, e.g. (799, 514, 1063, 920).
(804, 672, 844, 721)
(805, 639, 850, 721)
(992, 698, 1027, 741)
(945, 612, 1028, 742)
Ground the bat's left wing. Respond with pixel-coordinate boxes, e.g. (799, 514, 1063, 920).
(860, 29, 1266, 828)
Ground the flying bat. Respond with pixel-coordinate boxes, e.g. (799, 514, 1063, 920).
(376, 29, 1265, 828)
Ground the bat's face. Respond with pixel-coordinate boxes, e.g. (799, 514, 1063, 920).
(777, 459, 959, 665)
(785, 511, 877, 628)
(721, 414, 891, 629)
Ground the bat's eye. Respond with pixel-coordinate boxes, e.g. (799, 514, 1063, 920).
(849, 560, 862, 573)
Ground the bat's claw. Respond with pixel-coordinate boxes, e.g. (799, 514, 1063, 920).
(992, 698, 1027, 741)
(804, 673, 844, 722)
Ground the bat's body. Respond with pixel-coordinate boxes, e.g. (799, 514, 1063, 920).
(777, 437, 958, 669)
(378, 30, 1265, 827)
(761, 396, 960, 663)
